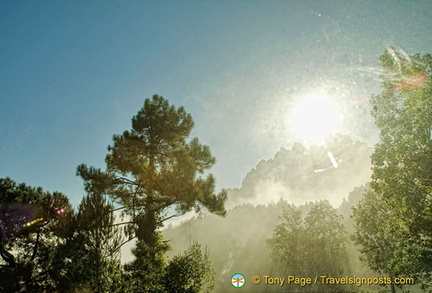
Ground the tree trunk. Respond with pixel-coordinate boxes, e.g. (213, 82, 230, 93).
(0, 241, 15, 266)
(390, 281, 396, 293)
(0, 225, 15, 266)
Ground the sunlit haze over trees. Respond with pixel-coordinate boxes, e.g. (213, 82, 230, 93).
(1, 1, 432, 292)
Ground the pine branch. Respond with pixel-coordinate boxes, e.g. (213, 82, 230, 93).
(111, 221, 134, 227)
(158, 211, 187, 225)
(31, 229, 41, 261)
(108, 236, 137, 257)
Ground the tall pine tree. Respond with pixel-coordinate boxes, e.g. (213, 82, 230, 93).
(77, 95, 227, 291)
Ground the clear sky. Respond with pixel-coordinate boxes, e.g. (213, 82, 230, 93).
(1, 0, 431, 207)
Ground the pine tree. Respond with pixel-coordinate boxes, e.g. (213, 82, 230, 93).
(52, 192, 123, 292)
(77, 95, 227, 291)
(0, 177, 71, 292)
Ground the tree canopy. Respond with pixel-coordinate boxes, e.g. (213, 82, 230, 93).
(77, 95, 227, 243)
(51, 192, 124, 292)
(77, 95, 227, 292)
(353, 48, 432, 290)
(0, 177, 72, 292)
(268, 201, 349, 292)
(162, 242, 215, 293)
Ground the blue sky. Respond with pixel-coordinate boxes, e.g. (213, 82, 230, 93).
(1, 0, 431, 207)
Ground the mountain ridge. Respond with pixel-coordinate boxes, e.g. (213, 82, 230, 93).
(226, 134, 373, 208)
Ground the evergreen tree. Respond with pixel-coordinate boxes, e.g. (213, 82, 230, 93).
(0, 177, 71, 292)
(52, 192, 123, 292)
(162, 242, 215, 293)
(77, 95, 227, 291)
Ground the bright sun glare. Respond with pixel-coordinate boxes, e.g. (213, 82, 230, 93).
(290, 90, 343, 144)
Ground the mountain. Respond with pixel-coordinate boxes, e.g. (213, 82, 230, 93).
(163, 134, 373, 292)
(226, 134, 373, 208)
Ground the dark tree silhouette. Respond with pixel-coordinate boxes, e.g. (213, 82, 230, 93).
(51, 192, 123, 292)
(0, 177, 71, 292)
(77, 95, 227, 291)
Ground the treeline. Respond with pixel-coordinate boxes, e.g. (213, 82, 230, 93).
(1, 96, 227, 292)
(166, 48, 432, 293)
(164, 186, 367, 292)
(1, 49, 432, 293)
(0, 178, 215, 292)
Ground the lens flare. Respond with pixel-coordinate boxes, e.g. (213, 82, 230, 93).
(289, 90, 343, 144)
(23, 217, 44, 227)
(394, 72, 428, 91)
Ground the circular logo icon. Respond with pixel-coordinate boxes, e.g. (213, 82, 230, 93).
(231, 273, 246, 288)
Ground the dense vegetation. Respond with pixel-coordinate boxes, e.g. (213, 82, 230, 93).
(1, 49, 431, 292)
(1, 96, 226, 292)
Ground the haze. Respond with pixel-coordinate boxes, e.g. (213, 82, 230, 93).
(2, 1, 431, 208)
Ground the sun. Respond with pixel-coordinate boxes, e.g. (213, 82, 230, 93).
(289, 90, 343, 144)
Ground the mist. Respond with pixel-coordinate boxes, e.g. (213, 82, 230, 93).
(163, 133, 375, 291)
(2, 1, 431, 292)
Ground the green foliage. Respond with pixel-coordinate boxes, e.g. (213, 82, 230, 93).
(51, 192, 124, 292)
(77, 95, 226, 292)
(268, 204, 306, 274)
(351, 188, 420, 293)
(0, 177, 72, 292)
(303, 201, 349, 276)
(1, 96, 228, 292)
(352, 190, 392, 273)
(366, 48, 432, 287)
(268, 201, 349, 292)
(77, 95, 227, 245)
(124, 234, 169, 293)
(162, 242, 215, 293)
(164, 201, 292, 293)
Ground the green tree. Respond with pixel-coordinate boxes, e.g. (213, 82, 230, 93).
(52, 192, 124, 293)
(77, 95, 227, 291)
(352, 189, 412, 293)
(268, 204, 307, 277)
(368, 48, 432, 287)
(162, 242, 215, 293)
(0, 177, 72, 292)
(303, 201, 349, 278)
(268, 201, 348, 292)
